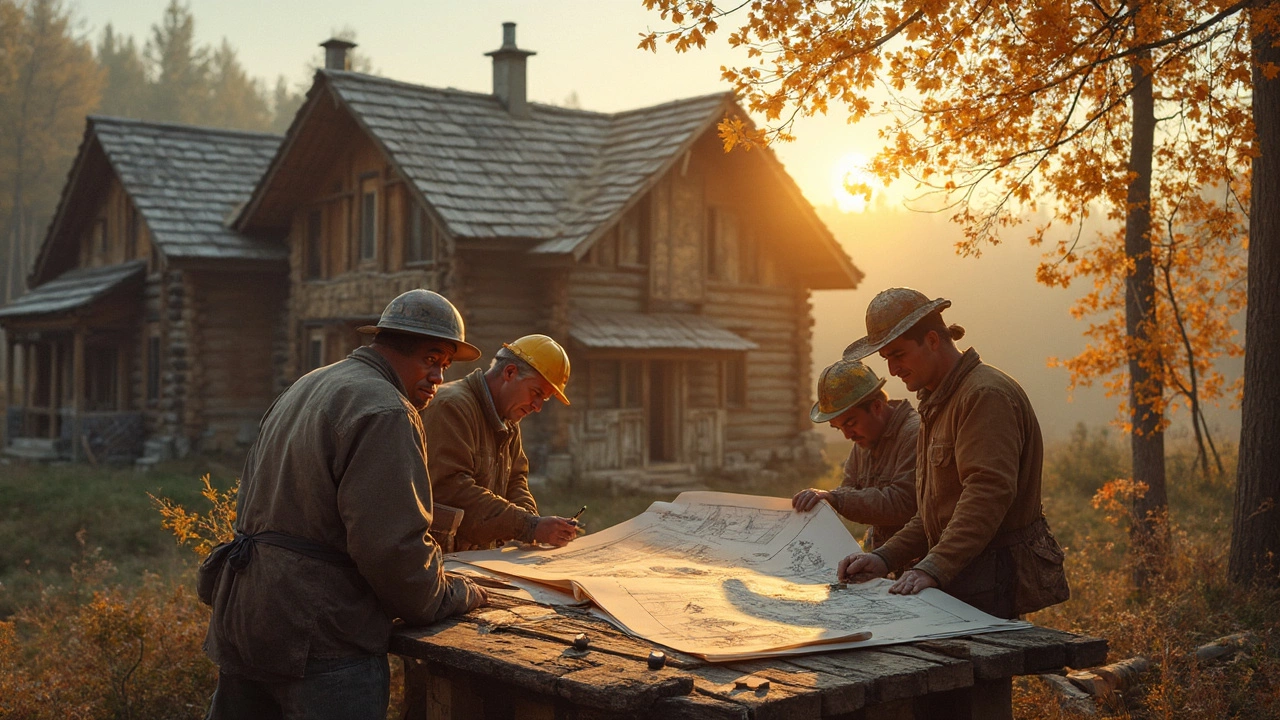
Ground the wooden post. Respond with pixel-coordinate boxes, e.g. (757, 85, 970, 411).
(71, 328, 84, 462)
(48, 340, 59, 439)
(25, 343, 36, 435)
(3, 338, 13, 446)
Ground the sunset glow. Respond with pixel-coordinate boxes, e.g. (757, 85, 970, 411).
(831, 152, 875, 213)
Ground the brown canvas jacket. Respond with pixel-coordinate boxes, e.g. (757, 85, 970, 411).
(829, 399, 919, 549)
(873, 348, 1068, 614)
(422, 369, 539, 550)
(204, 347, 481, 679)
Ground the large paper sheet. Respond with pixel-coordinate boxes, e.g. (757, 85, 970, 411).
(451, 491, 1028, 661)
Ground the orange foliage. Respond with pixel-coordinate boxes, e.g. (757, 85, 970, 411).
(149, 474, 238, 559)
(641, 1, 1253, 437)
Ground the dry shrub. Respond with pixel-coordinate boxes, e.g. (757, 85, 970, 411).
(0, 537, 214, 719)
(1013, 472, 1280, 719)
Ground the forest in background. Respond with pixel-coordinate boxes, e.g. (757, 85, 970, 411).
(0, 0, 372, 310)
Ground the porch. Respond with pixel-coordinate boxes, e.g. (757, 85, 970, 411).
(0, 262, 147, 462)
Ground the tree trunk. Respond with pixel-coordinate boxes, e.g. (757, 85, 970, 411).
(1230, 1, 1280, 588)
(1125, 50, 1168, 582)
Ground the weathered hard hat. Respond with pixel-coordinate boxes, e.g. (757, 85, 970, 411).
(810, 358, 887, 423)
(358, 289, 482, 362)
(842, 287, 951, 360)
(503, 334, 571, 405)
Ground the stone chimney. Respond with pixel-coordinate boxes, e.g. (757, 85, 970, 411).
(320, 38, 356, 71)
(485, 22, 536, 118)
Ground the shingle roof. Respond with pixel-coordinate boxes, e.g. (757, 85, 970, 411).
(570, 311, 757, 352)
(322, 71, 730, 253)
(0, 261, 145, 320)
(91, 117, 286, 262)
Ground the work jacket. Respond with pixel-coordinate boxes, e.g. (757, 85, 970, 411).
(873, 348, 1069, 616)
(204, 347, 481, 679)
(422, 369, 539, 550)
(830, 399, 919, 549)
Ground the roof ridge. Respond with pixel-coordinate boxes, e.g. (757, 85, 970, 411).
(88, 114, 283, 140)
(322, 69, 733, 121)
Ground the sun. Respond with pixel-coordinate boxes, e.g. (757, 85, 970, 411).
(831, 152, 876, 213)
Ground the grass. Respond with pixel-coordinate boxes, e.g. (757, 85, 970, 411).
(1, 426, 1277, 719)
(0, 456, 242, 617)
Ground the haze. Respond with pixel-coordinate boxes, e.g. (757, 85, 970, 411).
(69, 0, 1244, 442)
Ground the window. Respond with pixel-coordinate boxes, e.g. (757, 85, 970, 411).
(406, 206, 437, 265)
(588, 360, 620, 409)
(705, 207, 719, 280)
(86, 347, 119, 412)
(125, 208, 139, 259)
(305, 209, 323, 279)
(92, 218, 107, 256)
(146, 335, 161, 402)
(359, 177, 378, 262)
(740, 230, 759, 284)
(621, 361, 643, 409)
(307, 335, 325, 372)
(688, 360, 721, 408)
(618, 195, 650, 266)
(725, 356, 746, 408)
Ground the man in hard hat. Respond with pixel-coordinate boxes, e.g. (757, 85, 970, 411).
(204, 289, 488, 720)
(836, 287, 1069, 620)
(422, 334, 580, 550)
(792, 358, 919, 551)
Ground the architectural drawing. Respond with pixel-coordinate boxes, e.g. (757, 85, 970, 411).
(452, 491, 1028, 661)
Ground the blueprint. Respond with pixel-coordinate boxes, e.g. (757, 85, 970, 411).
(451, 491, 1028, 661)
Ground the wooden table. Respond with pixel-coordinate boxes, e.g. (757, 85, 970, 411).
(391, 592, 1107, 720)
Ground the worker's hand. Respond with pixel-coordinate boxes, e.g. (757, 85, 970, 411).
(888, 569, 938, 595)
(792, 488, 834, 512)
(838, 552, 889, 584)
(533, 516, 579, 547)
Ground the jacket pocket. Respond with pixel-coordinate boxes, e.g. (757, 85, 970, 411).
(1010, 525, 1071, 616)
(928, 441, 954, 468)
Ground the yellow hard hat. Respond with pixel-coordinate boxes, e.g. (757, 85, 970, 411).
(503, 334, 571, 406)
(810, 358, 886, 423)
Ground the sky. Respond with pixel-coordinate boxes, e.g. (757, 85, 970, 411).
(67, 0, 1244, 443)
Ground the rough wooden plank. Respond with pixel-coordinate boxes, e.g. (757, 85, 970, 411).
(554, 663, 693, 713)
(917, 637, 1024, 680)
(790, 648, 939, 705)
(652, 691, 752, 720)
(727, 655, 868, 715)
(969, 628, 1069, 673)
(391, 622, 568, 696)
(879, 645, 974, 693)
(453, 603, 704, 670)
(1063, 634, 1109, 669)
(685, 664, 823, 720)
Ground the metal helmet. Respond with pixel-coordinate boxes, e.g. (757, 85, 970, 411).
(810, 358, 887, 423)
(842, 287, 951, 360)
(357, 289, 482, 362)
(503, 334, 571, 405)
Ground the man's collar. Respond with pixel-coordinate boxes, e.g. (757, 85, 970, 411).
(467, 369, 511, 433)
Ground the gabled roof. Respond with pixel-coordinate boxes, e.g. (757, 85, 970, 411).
(0, 261, 145, 321)
(32, 117, 285, 284)
(238, 71, 729, 246)
(236, 70, 861, 290)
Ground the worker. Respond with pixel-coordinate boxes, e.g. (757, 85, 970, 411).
(792, 357, 919, 550)
(837, 287, 1070, 619)
(203, 289, 489, 720)
(422, 333, 579, 550)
